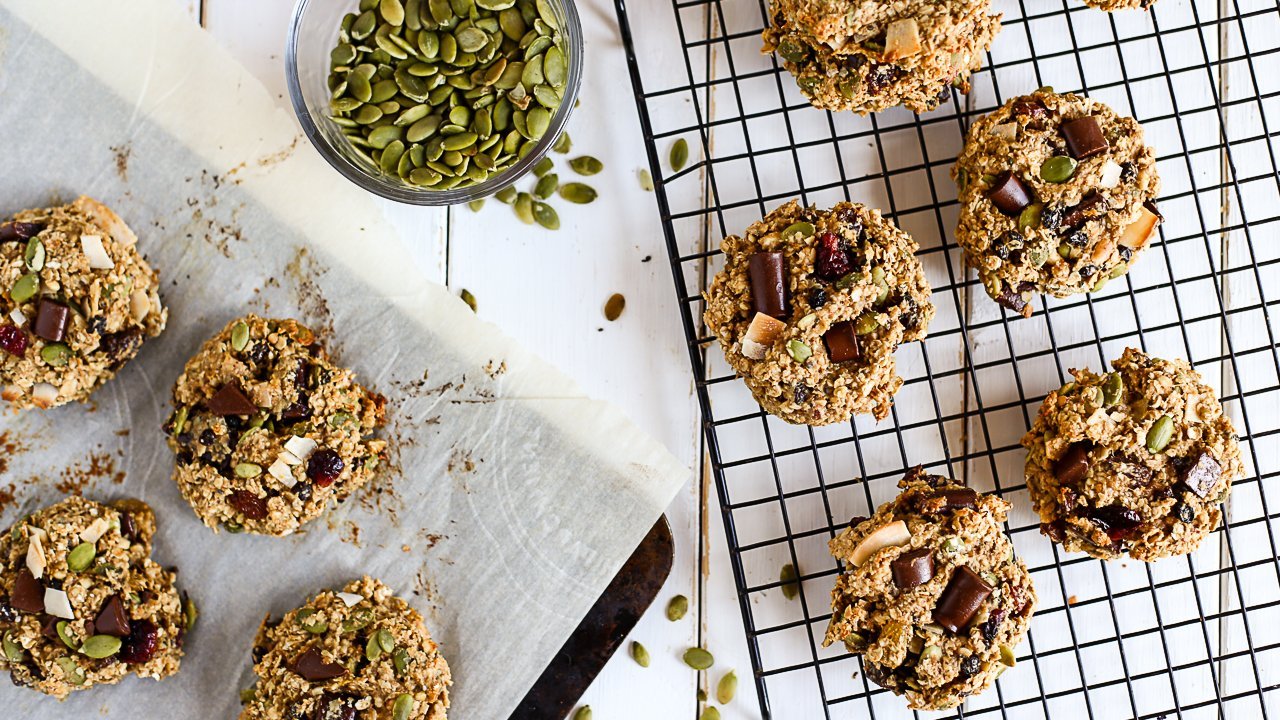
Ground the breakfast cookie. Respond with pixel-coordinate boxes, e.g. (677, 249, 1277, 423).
(952, 89, 1161, 317)
(240, 577, 451, 720)
(703, 200, 934, 425)
(762, 0, 1001, 114)
(164, 315, 387, 536)
(824, 468, 1035, 710)
(0, 196, 166, 410)
(1022, 348, 1242, 561)
(1082, 0, 1155, 11)
(0, 496, 190, 698)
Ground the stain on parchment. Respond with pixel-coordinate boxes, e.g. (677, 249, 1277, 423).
(284, 246, 335, 341)
(111, 144, 131, 181)
(53, 450, 125, 495)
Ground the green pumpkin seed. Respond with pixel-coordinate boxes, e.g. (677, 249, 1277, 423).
(1101, 372, 1124, 406)
(41, 343, 72, 367)
(572, 707, 592, 720)
(534, 173, 559, 199)
(1040, 156, 1078, 183)
(2, 632, 22, 662)
(526, 107, 551, 139)
(10, 273, 38, 303)
(567, 155, 602, 175)
(532, 201, 559, 230)
(392, 646, 411, 674)
(224, 522, 244, 533)
(234, 462, 263, 479)
(391, 694, 415, 720)
(683, 647, 715, 670)
(366, 633, 385, 661)
(368, 125, 404, 149)
(717, 670, 738, 704)
(56, 656, 86, 685)
(638, 168, 654, 191)
(1146, 414, 1174, 453)
(631, 640, 650, 667)
(380, 0, 405, 24)
(230, 321, 250, 351)
(352, 10, 377, 39)
(782, 221, 814, 238)
(81, 635, 122, 659)
(942, 536, 966, 554)
(558, 182, 596, 204)
(532, 157, 554, 176)
(786, 339, 811, 363)
(185, 597, 199, 632)
(67, 542, 96, 572)
(780, 563, 800, 599)
(543, 46, 566, 87)
(553, 131, 571, 154)
(1018, 203, 1043, 231)
(514, 192, 535, 224)
(495, 186, 518, 203)
(24, 238, 45, 272)
(1000, 644, 1017, 667)
(374, 628, 395, 652)
(663, 595, 690, 622)
(240, 687, 257, 704)
(343, 609, 374, 633)
(441, 132, 478, 151)
(855, 312, 880, 335)
(347, 72, 373, 103)
(670, 138, 689, 171)
(56, 621, 78, 649)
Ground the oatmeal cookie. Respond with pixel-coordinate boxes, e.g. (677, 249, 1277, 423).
(824, 468, 1036, 710)
(0, 496, 190, 698)
(704, 200, 934, 425)
(240, 577, 451, 720)
(952, 89, 1161, 316)
(762, 0, 1001, 114)
(164, 315, 387, 536)
(0, 197, 166, 410)
(1082, 0, 1155, 11)
(1022, 348, 1242, 561)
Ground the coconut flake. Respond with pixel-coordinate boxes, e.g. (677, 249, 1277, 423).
(44, 588, 74, 619)
(279, 450, 303, 467)
(268, 458, 297, 488)
(2, 385, 23, 402)
(850, 520, 913, 566)
(284, 436, 318, 462)
(130, 289, 152, 322)
(9, 308, 25, 326)
(31, 383, 58, 409)
(336, 592, 364, 607)
(80, 234, 115, 270)
(1097, 159, 1123, 189)
(80, 517, 112, 544)
(26, 533, 47, 579)
(990, 122, 1018, 140)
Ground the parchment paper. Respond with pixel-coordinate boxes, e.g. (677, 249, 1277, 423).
(0, 1, 688, 717)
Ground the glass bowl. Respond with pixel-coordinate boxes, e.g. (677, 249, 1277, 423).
(285, 0, 583, 206)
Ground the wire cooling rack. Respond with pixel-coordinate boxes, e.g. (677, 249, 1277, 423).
(613, 0, 1280, 717)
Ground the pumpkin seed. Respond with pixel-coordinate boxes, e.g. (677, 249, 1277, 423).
(495, 186, 518, 203)
(782, 221, 814, 239)
(667, 595, 689, 621)
(467, 199, 486, 213)
(683, 647, 715, 670)
(786, 339, 811, 363)
(572, 707, 592, 720)
(231, 321, 251, 351)
(717, 670, 738, 704)
(1101, 372, 1124, 406)
(553, 131, 572, 153)
(380, 0, 405, 25)
(1040, 156, 1078, 183)
(10, 273, 38, 303)
(366, 633, 385, 661)
(81, 635, 122, 659)
(392, 694, 415, 720)
(558, 182, 596, 204)
(56, 621, 78, 649)
(458, 289, 478, 312)
(631, 640, 650, 667)
(780, 563, 800, 599)
(1018, 203, 1043, 231)
(514, 192, 535, 224)
(532, 201, 559, 230)
(56, 656, 86, 684)
(568, 155, 602, 175)
(185, 597, 199, 632)
(41, 343, 72, 367)
(1000, 644, 1017, 667)
(533, 157, 554, 176)
(24, 238, 45, 272)
(297, 605, 330, 634)
(234, 463, 263, 479)
(240, 687, 257, 704)
(526, 107, 551, 138)
(2, 632, 22, 662)
(543, 45, 566, 87)
(533, 173, 558, 199)
(638, 168, 654, 191)
(343, 609, 374, 633)
(392, 645, 411, 674)
(855, 312, 880, 335)
(68, 542, 96, 572)
(224, 522, 244, 533)
(1146, 414, 1174, 453)
(670, 138, 689, 171)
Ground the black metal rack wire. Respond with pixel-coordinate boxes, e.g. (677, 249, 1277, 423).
(613, 0, 1280, 717)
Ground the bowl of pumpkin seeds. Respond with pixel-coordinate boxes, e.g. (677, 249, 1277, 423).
(286, 0, 582, 204)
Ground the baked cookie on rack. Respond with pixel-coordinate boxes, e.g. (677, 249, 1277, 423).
(703, 200, 934, 425)
(0, 197, 166, 410)
(762, 0, 1001, 114)
(1022, 348, 1242, 561)
(164, 315, 387, 536)
(0, 497, 190, 698)
(240, 576, 451, 720)
(824, 467, 1036, 710)
(1081, 0, 1156, 12)
(952, 89, 1161, 317)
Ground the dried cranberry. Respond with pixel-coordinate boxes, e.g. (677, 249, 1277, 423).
(306, 450, 344, 487)
(118, 619, 160, 664)
(814, 233, 853, 280)
(1011, 98, 1048, 119)
(280, 395, 312, 423)
(0, 325, 28, 357)
(119, 512, 138, 541)
(229, 490, 269, 520)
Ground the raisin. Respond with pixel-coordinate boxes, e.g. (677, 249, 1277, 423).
(1065, 230, 1088, 248)
(865, 64, 903, 95)
(119, 512, 138, 542)
(88, 316, 107, 336)
(0, 222, 44, 243)
(980, 609, 1006, 642)
(1041, 207, 1063, 231)
(0, 325, 28, 357)
(814, 232, 854, 280)
(898, 294, 921, 329)
(314, 696, 359, 720)
(990, 238, 1010, 260)
(1078, 264, 1098, 279)
(958, 655, 982, 679)
(1117, 245, 1133, 263)
(808, 286, 828, 309)
(1120, 162, 1137, 182)
(293, 481, 314, 504)
(306, 449, 344, 487)
(229, 490, 269, 520)
(793, 383, 811, 404)
(0, 597, 18, 624)
(98, 328, 144, 367)
(199, 429, 217, 447)
(279, 395, 312, 423)
(1174, 501, 1195, 523)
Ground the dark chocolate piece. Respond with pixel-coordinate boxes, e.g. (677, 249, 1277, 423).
(33, 299, 70, 343)
(0, 222, 43, 243)
(1087, 504, 1141, 533)
(937, 488, 977, 510)
(11, 568, 44, 613)
(206, 382, 257, 416)
(1061, 116, 1109, 160)
(993, 282, 1030, 314)
(987, 172, 1034, 216)
(1178, 451, 1222, 499)
(1061, 192, 1105, 228)
(748, 252, 788, 319)
(291, 648, 348, 681)
(822, 321, 860, 364)
(933, 566, 993, 633)
(890, 548, 935, 589)
(1053, 442, 1091, 485)
(95, 595, 132, 637)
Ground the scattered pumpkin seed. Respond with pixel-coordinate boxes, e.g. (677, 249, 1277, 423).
(56, 620, 78, 649)
(230, 321, 250, 351)
(343, 608, 374, 633)
(1146, 414, 1174, 453)
(1018, 203, 1043, 231)
(24, 238, 45, 272)
(717, 670, 738, 704)
(392, 693, 415, 720)
(638, 168, 654, 191)
(572, 707, 592, 720)
(669, 138, 689, 172)
(10, 273, 38, 303)
(780, 563, 800, 599)
(2, 632, 22, 662)
(495, 186, 518, 203)
(376, 629, 396, 653)
(392, 646, 411, 674)
(467, 199, 485, 212)
(559, 182, 596, 204)
(234, 462, 263, 479)
(56, 656, 86, 685)
(697, 688, 707, 702)
(185, 597, 199, 632)
(631, 640, 651, 667)
(667, 594, 689, 621)
(1040, 156, 1078, 183)
(786, 339, 811, 363)
(240, 687, 257, 704)
(1000, 644, 1017, 667)
(41, 343, 72, 367)
(514, 192, 535, 224)
(701, 707, 721, 720)
(534, 172, 559, 199)
(942, 536, 966, 553)
(171, 406, 189, 436)
(568, 155, 603, 175)
(532, 201, 559, 229)
(81, 635, 122, 659)
(854, 312, 880, 335)
(67, 542, 96, 572)
(683, 647, 715, 670)
(553, 132, 572, 153)
(604, 293, 625, 321)
(460, 289, 478, 312)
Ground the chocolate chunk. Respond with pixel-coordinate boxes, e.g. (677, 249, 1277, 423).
(1053, 442, 1091, 485)
(95, 595, 132, 637)
(206, 382, 257, 416)
(1087, 504, 1141, 534)
(11, 568, 44, 613)
(32, 299, 70, 343)
(748, 252, 788, 319)
(987, 172, 1034, 216)
(823, 321, 861, 364)
(933, 566, 993, 633)
(1143, 199, 1163, 220)
(993, 282, 1030, 314)
(290, 648, 348, 682)
(1177, 451, 1222, 498)
(0, 222, 43, 243)
(1061, 116, 1109, 160)
(1011, 98, 1048, 120)
(890, 548, 935, 589)
(1061, 192, 1105, 228)
(41, 615, 61, 640)
(938, 488, 977, 510)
